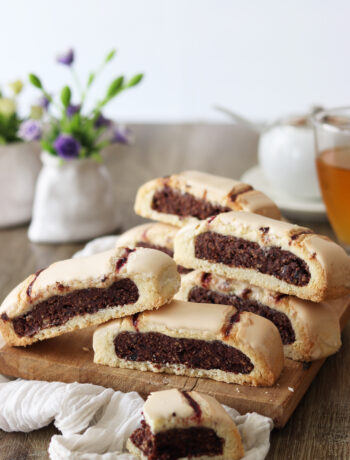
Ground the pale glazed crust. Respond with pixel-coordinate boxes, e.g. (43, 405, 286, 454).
(134, 170, 281, 227)
(116, 222, 179, 252)
(176, 270, 343, 361)
(0, 247, 180, 347)
(93, 299, 284, 386)
(173, 211, 350, 302)
(127, 389, 244, 460)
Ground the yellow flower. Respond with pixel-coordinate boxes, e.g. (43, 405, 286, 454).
(0, 98, 16, 117)
(30, 105, 43, 120)
(9, 80, 23, 95)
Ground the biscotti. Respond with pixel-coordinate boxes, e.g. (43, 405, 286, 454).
(116, 222, 191, 274)
(127, 389, 244, 460)
(93, 299, 284, 386)
(173, 211, 350, 302)
(0, 247, 180, 347)
(175, 270, 343, 361)
(134, 170, 281, 227)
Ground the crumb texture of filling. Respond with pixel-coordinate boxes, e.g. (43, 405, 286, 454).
(12, 278, 139, 338)
(114, 331, 254, 374)
(130, 420, 224, 460)
(195, 232, 311, 286)
(151, 186, 231, 220)
(135, 241, 192, 274)
(188, 286, 295, 344)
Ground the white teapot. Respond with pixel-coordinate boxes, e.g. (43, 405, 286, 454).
(215, 106, 321, 200)
(258, 113, 321, 200)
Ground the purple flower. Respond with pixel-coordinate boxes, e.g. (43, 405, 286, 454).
(38, 96, 50, 110)
(111, 125, 133, 145)
(57, 49, 74, 66)
(66, 104, 81, 118)
(54, 134, 80, 160)
(18, 120, 42, 142)
(94, 113, 111, 128)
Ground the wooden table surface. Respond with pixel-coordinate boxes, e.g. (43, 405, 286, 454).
(0, 124, 349, 459)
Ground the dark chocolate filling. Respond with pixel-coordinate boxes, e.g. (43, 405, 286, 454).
(114, 331, 254, 374)
(12, 278, 139, 338)
(188, 286, 295, 344)
(195, 232, 311, 286)
(130, 420, 223, 460)
(151, 186, 231, 220)
(135, 241, 192, 274)
(116, 248, 135, 272)
(176, 265, 193, 275)
(181, 390, 202, 420)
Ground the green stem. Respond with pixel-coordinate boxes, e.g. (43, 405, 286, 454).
(71, 67, 83, 100)
(43, 90, 61, 113)
(82, 54, 110, 105)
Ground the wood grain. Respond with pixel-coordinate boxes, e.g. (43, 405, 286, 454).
(0, 124, 349, 459)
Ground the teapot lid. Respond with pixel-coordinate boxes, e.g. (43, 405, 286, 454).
(272, 106, 324, 129)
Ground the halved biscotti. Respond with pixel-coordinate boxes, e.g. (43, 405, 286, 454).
(173, 211, 350, 302)
(134, 170, 281, 227)
(116, 222, 192, 274)
(175, 270, 343, 361)
(127, 388, 244, 460)
(93, 299, 284, 386)
(0, 247, 180, 347)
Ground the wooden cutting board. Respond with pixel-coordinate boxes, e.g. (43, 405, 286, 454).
(0, 298, 349, 429)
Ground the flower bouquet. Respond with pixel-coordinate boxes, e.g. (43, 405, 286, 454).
(27, 48, 143, 243)
(0, 81, 41, 227)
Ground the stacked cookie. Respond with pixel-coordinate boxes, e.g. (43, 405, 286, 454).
(114, 170, 348, 366)
(174, 211, 349, 361)
(91, 171, 286, 387)
(1, 169, 348, 391)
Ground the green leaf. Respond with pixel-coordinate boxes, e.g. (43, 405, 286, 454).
(87, 72, 95, 87)
(29, 74, 42, 89)
(41, 139, 56, 155)
(0, 112, 22, 143)
(106, 76, 124, 99)
(60, 86, 71, 108)
(126, 73, 144, 88)
(105, 49, 116, 63)
(91, 151, 103, 163)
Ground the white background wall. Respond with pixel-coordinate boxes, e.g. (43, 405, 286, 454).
(1, 0, 349, 123)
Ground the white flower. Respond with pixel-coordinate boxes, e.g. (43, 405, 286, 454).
(18, 120, 42, 141)
(0, 98, 16, 117)
(8, 80, 23, 95)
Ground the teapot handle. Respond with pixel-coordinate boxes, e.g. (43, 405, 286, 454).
(213, 105, 266, 133)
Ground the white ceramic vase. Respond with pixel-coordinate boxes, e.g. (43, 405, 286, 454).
(0, 141, 41, 227)
(28, 152, 117, 243)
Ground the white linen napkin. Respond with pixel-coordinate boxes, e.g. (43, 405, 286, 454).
(0, 236, 273, 459)
(0, 377, 273, 459)
(73, 235, 120, 259)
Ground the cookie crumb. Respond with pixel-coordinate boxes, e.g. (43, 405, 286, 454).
(82, 347, 90, 352)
